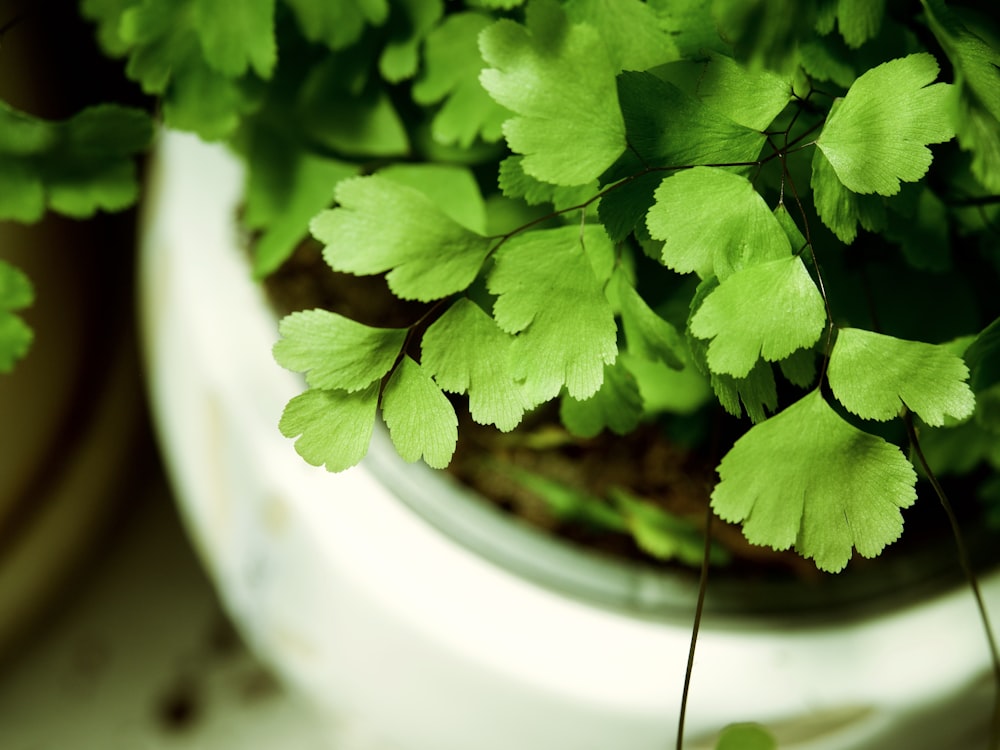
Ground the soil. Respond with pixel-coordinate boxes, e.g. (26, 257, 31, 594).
(263, 238, 993, 587)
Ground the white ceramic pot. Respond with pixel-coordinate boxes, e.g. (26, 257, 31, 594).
(139, 130, 999, 750)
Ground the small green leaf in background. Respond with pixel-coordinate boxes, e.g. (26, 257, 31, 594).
(712, 390, 918, 573)
(311, 175, 493, 301)
(381, 356, 458, 469)
(421, 299, 532, 432)
(378, 0, 443, 83)
(715, 722, 777, 750)
(610, 488, 729, 567)
(646, 167, 790, 281)
(0, 103, 151, 222)
(827, 327, 976, 426)
(690, 255, 826, 379)
(710, 360, 778, 424)
(193, 0, 276, 78)
(921, 0, 1000, 192)
(560, 361, 643, 438)
(412, 12, 510, 148)
(282, 0, 388, 51)
(505, 468, 627, 532)
(965, 317, 1000, 393)
(0, 260, 34, 373)
(830, 0, 886, 49)
(488, 226, 618, 403)
(816, 53, 955, 196)
(273, 310, 406, 391)
(479, 0, 626, 185)
(564, 0, 679, 72)
(278, 384, 379, 472)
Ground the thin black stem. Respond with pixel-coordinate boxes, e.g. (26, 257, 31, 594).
(676, 496, 715, 750)
(903, 410, 1000, 749)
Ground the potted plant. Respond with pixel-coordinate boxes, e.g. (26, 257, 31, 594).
(4, 1, 1000, 748)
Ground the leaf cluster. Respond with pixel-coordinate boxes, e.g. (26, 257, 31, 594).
(257, 0, 1000, 575)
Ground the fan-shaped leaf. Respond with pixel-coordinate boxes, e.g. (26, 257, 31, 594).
(278, 385, 379, 472)
(381, 357, 458, 468)
(816, 53, 955, 196)
(828, 327, 975, 426)
(479, 0, 626, 185)
(712, 390, 918, 572)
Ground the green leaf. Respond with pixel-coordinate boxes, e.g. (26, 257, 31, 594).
(816, 53, 956, 196)
(421, 299, 531, 431)
(560, 361, 642, 438)
(381, 356, 458, 468)
(115, 0, 254, 139)
(279, 384, 379, 472)
(921, 0, 1000, 191)
(662, 52, 792, 131)
(241, 130, 358, 278)
(412, 12, 510, 148)
(690, 255, 826, 378)
(611, 488, 728, 566)
(612, 71, 767, 175)
(0, 103, 151, 222)
(831, 0, 885, 48)
(312, 175, 493, 301)
(378, 0, 443, 83)
(488, 226, 618, 403)
(505, 469, 627, 532)
(615, 270, 685, 369)
(497, 156, 596, 211)
(712, 390, 918, 573)
(711, 0, 817, 74)
(564, 0, 680, 72)
(273, 310, 406, 391)
(778, 346, 818, 388)
(646, 167, 791, 280)
(479, 0, 626, 185)
(828, 327, 976, 426)
(810, 144, 886, 244)
(299, 57, 409, 158)
(193, 0, 276, 78)
(620, 353, 713, 416)
(283, 0, 388, 50)
(965, 317, 1000, 393)
(715, 723, 777, 750)
(0, 260, 34, 373)
(711, 359, 778, 423)
(377, 163, 487, 234)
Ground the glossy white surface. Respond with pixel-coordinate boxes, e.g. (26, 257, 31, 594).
(139, 130, 999, 750)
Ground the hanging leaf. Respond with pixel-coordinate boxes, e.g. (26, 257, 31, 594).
(828, 327, 976, 426)
(816, 53, 956, 196)
(488, 226, 618, 403)
(920, 0, 1000, 192)
(810, 145, 886, 243)
(273, 310, 406, 391)
(278, 384, 379, 472)
(615, 270, 685, 369)
(312, 175, 493, 301)
(0, 103, 151, 222)
(0, 260, 34, 373)
(381, 357, 458, 468)
(560, 361, 643, 438)
(712, 390, 918, 573)
(710, 360, 779, 424)
(689, 255, 827, 379)
(646, 167, 791, 280)
(830, 0, 886, 49)
(479, 0, 626, 185)
(412, 11, 509, 147)
(421, 299, 532, 431)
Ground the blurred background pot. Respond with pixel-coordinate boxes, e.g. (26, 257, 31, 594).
(0, 3, 148, 662)
(139, 130, 1000, 750)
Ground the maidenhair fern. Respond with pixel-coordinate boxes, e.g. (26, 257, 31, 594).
(62, 0, 999, 575)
